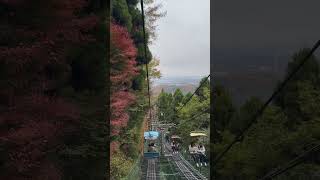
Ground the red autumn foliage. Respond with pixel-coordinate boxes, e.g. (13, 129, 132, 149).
(110, 23, 139, 88)
(0, 0, 98, 179)
(110, 141, 120, 155)
(110, 23, 138, 137)
(0, 94, 80, 180)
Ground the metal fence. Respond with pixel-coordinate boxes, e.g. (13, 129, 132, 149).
(122, 156, 142, 180)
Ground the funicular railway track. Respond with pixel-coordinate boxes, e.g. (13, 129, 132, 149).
(137, 0, 211, 178)
(164, 143, 208, 180)
(142, 158, 160, 180)
(146, 159, 159, 180)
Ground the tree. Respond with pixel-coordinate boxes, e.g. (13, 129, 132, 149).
(149, 57, 161, 80)
(182, 92, 193, 104)
(144, 0, 167, 42)
(213, 85, 235, 132)
(196, 77, 210, 101)
(112, 0, 133, 31)
(274, 48, 320, 126)
(173, 88, 184, 107)
(172, 88, 184, 124)
(286, 48, 320, 85)
(0, 0, 102, 179)
(157, 90, 174, 123)
(214, 49, 320, 180)
(176, 81, 210, 148)
(110, 0, 164, 178)
(110, 22, 138, 136)
(229, 97, 263, 134)
(214, 106, 289, 180)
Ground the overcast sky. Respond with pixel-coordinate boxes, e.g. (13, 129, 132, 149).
(149, 0, 210, 78)
(212, 0, 320, 70)
(149, 0, 320, 78)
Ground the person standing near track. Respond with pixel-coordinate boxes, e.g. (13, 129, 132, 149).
(189, 141, 200, 167)
(197, 143, 208, 166)
(171, 140, 176, 153)
(148, 142, 156, 152)
(175, 142, 180, 153)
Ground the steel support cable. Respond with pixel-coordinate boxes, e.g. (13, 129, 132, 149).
(259, 142, 320, 180)
(175, 74, 210, 126)
(157, 75, 210, 127)
(213, 40, 320, 167)
(140, 0, 152, 130)
(177, 74, 211, 112)
(180, 107, 210, 125)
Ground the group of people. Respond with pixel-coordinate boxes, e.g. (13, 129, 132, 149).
(188, 142, 208, 167)
(170, 141, 180, 154)
(166, 135, 208, 168)
(148, 142, 157, 152)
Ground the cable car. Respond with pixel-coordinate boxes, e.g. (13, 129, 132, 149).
(188, 131, 209, 167)
(170, 135, 182, 144)
(189, 130, 208, 146)
(170, 135, 182, 153)
(143, 131, 160, 158)
(171, 135, 181, 139)
(190, 131, 207, 138)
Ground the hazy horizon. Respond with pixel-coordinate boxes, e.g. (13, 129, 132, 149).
(152, 75, 204, 86)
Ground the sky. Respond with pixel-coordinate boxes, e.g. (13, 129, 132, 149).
(149, 0, 210, 78)
(148, 0, 320, 78)
(212, 0, 320, 72)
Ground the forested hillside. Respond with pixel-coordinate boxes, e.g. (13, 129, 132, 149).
(0, 1, 107, 179)
(157, 77, 210, 152)
(213, 48, 320, 179)
(110, 0, 164, 178)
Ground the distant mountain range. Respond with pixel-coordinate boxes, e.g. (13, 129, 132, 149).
(212, 53, 289, 106)
(212, 51, 320, 106)
(214, 71, 282, 106)
(151, 76, 203, 97)
(153, 76, 204, 86)
(150, 69, 283, 106)
(152, 84, 197, 97)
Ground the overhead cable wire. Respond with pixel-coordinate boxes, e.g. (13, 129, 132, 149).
(259, 142, 320, 180)
(140, 0, 152, 130)
(213, 40, 320, 166)
(177, 74, 211, 112)
(180, 107, 210, 125)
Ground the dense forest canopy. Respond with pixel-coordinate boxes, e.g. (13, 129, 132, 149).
(156, 77, 210, 150)
(110, 0, 164, 178)
(213, 48, 320, 180)
(0, 0, 108, 179)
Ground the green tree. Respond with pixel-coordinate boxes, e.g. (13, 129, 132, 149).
(275, 48, 320, 126)
(112, 0, 133, 31)
(213, 85, 235, 132)
(176, 80, 210, 147)
(157, 90, 174, 123)
(196, 76, 210, 101)
(214, 48, 320, 180)
(229, 97, 263, 134)
(172, 88, 184, 123)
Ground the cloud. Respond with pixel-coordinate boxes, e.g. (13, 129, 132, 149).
(150, 0, 210, 77)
